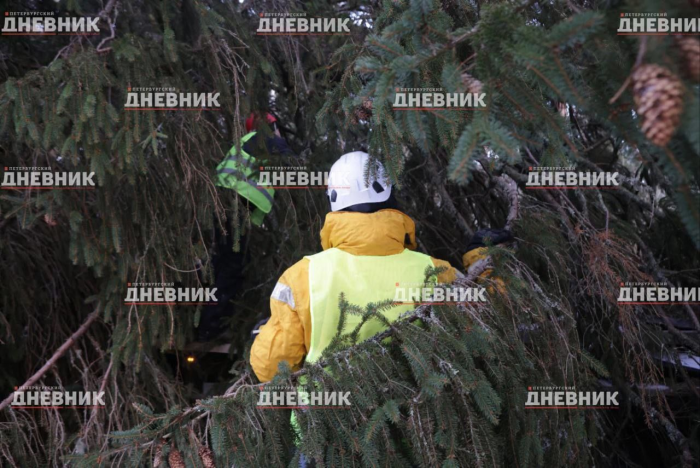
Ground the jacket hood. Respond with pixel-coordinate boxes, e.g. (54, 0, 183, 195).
(320, 209, 418, 256)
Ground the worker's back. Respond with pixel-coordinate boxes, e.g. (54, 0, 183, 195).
(303, 247, 435, 363)
(250, 152, 458, 383)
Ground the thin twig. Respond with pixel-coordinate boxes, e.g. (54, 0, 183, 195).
(96, 8, 118, 53)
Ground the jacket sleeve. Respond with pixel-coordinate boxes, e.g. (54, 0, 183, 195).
(250, 277, 307, 382)
(463, 247, 506, 293)
(462, 228, 513, 292)
(430, 257, 458, 284)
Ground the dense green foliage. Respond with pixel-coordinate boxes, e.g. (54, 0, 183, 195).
(0, 0, 698, 466)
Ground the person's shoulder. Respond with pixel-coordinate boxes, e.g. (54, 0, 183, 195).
(279, 257, 310, 286)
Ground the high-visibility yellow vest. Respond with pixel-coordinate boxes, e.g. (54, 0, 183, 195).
(304, 247, 436, 363)
(291, 247, 436, 439)
(215, 131, 275, 225)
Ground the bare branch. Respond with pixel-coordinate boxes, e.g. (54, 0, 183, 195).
(0, 308, 101, 412)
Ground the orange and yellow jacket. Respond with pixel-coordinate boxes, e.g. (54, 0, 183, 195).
(250, 209, 490, 382)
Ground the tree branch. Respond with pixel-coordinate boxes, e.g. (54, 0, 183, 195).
(0, 308, 101, 412)
(494, 175, 519, 231)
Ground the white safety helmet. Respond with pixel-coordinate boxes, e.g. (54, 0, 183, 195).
(327, 151, 392, 212)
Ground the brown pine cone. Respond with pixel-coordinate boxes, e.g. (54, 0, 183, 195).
(675, 36, 700, 82)
(355, 107, 371, 121)
(460, 72, 483, 95)
(198, 445, 216, 468)
(349, 98, 373, 124)
(168, 446, 185, 468)
(631, 64, 684, 147)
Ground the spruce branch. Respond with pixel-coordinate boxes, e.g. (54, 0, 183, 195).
(120, 260, 494, 446)
(628, 392, 694, 468)
(291, 259, 491, 378)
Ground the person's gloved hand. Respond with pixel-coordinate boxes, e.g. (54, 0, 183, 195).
(466, 228, 514, 253)
(463, 228, 513, 294)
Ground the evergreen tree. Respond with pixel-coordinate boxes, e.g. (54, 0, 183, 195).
(0, 0, 698, 466)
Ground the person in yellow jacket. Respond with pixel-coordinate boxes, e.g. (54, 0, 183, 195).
(250, 151, 512, 382)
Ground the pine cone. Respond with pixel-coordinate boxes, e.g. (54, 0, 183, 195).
(351, 99, 372, 124)
(198, 445, 216, 468)
(355, 107, 371, 121)
(168, 446, 185, 468)
(675, 36, 700, 82)
(631, 64, 684, 147)
(460, 72, 483, 95)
